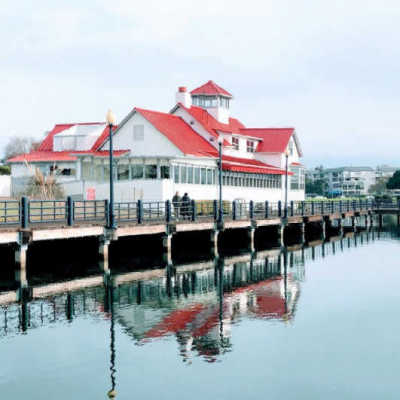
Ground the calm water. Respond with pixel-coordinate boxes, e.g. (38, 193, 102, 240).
(1, 230, 400, 399)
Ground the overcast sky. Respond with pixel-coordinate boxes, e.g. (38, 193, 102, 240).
(1, 0, 399, 167)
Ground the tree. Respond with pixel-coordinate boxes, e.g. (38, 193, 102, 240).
(0, 165, 10, 175)
(368, 177, 389, 194)
(387, 170, 400, 190)
(4, 137, 40, 161)
(305, 178, 327, 195)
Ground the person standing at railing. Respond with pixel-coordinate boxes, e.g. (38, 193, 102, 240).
(181, 192, 191, 220)
(172, 191, 181, 220)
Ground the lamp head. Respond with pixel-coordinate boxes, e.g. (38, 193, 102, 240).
(217, 135, 224, 145)
(106, 109, 116, 126)
(285, 148, 290, 157)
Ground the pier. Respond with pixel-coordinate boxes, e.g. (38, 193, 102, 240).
(0, 197, 398, 297)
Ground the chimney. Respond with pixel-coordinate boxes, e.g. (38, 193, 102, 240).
(175, 86, 192, 108)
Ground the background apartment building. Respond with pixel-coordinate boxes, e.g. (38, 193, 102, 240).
(306, 166, 398, 197)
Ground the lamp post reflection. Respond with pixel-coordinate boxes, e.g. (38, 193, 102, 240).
(105, 282, 117, 399)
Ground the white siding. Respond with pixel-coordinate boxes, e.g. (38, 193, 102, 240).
(104, 112, 183, 157)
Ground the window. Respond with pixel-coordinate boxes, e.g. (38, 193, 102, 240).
(232, 137, 239, 150)
(82, 163, 92, 180)
(181, 166, 187, 183)
(187, 166, 193, 184)
(201, 168, 207, 184)
(103, 166, 110, 181)
(144, 165, 157, 179)
(207, 169, 213, 185)
(174, 166, 180, 183)
(246, 140, 255, 153)
(94, 165, 103, 181)
(117, 165, 129, 180)
(133, 125, 144, 141)
(131, 165, 143, 179)
(160, 166, 170, 179)
(194, 168, 200, 184)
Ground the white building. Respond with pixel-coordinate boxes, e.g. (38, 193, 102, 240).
(307, 166, 376, 196)
(8, 81, 305, 202)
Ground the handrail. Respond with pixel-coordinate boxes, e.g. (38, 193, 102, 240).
(0, 197, 387, 229)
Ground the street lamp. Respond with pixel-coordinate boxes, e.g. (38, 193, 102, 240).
(284, 148, 289, 218)
(106, 110, 116, 230)
(217, 135, 224, 225)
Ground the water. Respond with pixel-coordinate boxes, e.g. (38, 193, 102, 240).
(1, 230, 400, 399)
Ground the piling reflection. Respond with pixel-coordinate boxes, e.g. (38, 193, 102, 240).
(1, 228, 399, 365)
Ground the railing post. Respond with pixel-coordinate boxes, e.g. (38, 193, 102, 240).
(137, 200, 143, 224)
(290, 200, 294, 217)
(249, 200, 254, 220)
(311, 201, 315, 215)
(265, 201, 269, 219)
(352, 200, 356, 211)
(20, 196, 29, 229)
(359, 199, 362, 210)
(301, 201, 305, 216)
(104, 200, 110, 227)
(232, 200, 237, 220)
(278, 200, 282, 217)
(165, 200, 171, 223)
(321, 201, 324, 215)
(213, 200, 218, 221)
(191, 200, 196, 222)
(331, 201, 334, 214)
(339, 200, 342, 213)
(67, 196, 73, 226)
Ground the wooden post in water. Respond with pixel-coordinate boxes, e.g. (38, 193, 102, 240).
(15, 244, 28, 289)
(247, 227, 255, 253)
(15, 231, 30, 294)
(277, 223, 285, 247)
(321, 220, 326, 240)
(210, 229, 219, 257)
(301, 222, 306, 243)
(99, 236, 111, 276)
(162, 234, 173, 265)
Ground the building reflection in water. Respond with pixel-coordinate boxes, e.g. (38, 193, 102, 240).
(1, 228, 398, 364)
(114, 250, 301, 363)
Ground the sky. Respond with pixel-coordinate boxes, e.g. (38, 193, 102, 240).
(1, 0, 400, 167)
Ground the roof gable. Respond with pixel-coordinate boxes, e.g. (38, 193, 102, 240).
(190, 80, 232, 98)
(240, 128, 298, 154)
(135, 108, 217, 157)
(38, 122, 106, 152)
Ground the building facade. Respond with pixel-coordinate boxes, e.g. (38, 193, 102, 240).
(8, 81, 305, 202)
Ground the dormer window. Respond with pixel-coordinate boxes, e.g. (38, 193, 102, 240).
(246, 140, 255, 153)
(232, 137, 239, 150)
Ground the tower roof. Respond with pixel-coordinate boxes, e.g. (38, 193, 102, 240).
(190, 80, 232, 98)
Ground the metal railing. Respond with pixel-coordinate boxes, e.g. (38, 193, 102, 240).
(0, 197, 389, 229)
(0, 200, 20, 225)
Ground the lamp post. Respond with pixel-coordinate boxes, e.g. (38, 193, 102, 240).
(106, 110, 116, 230)
(284, 148, 289, 219)
(217, 135, 224, 225)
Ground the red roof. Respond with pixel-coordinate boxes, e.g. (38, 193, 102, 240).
(240, 128, 294, 153)
(190, 80, 232, 97)
(91, 125, 118, 151)
(7, 150, 129, 163)
(178, 104, 244, 137)
(135, 108, 217, 156)
(38, 122, 105, 152)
